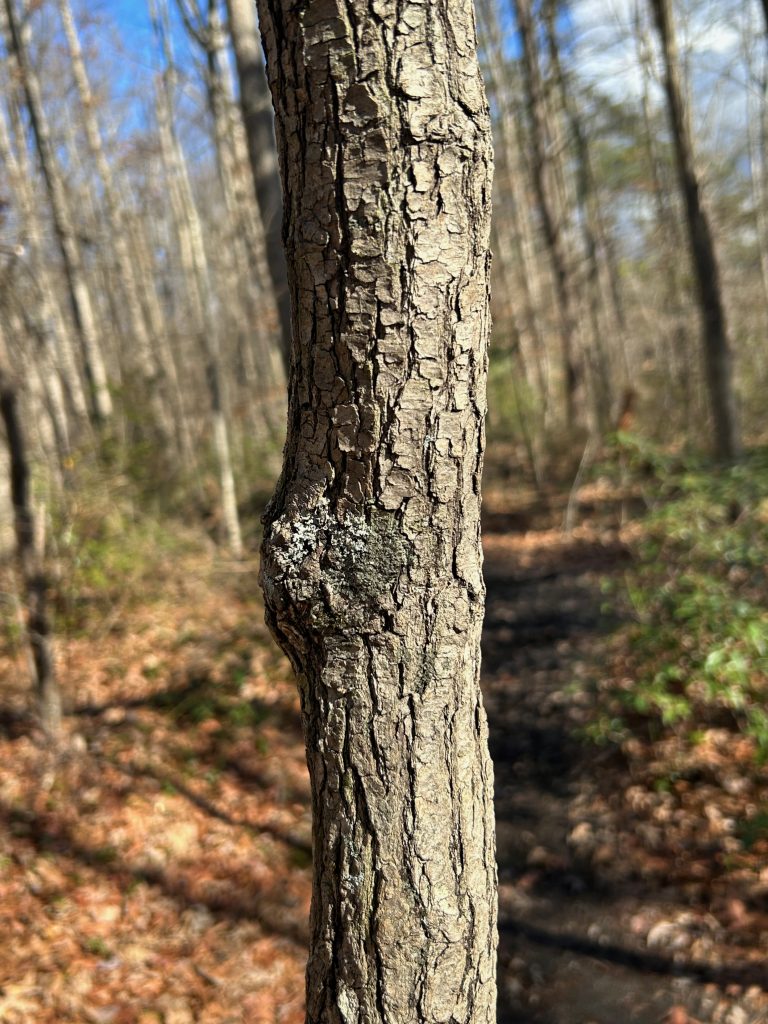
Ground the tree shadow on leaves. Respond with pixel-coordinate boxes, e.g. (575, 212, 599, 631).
(0, 799, 309, 948)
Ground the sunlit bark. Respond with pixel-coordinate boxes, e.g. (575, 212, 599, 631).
(258, 0, 498, 1018)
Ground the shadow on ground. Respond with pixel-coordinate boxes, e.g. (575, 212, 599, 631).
(482, 527, 768, 1024)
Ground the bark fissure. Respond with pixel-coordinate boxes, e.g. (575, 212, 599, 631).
(258, 0, 497, 1019)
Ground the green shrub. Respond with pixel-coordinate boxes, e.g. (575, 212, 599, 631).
(598, 445, 768, 760)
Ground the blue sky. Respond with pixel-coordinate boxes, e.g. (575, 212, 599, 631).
(110, 0, 153, 38)
(71, 0, 205, 141)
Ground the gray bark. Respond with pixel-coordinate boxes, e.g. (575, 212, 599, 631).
(2, 0, 113, 425)
(513, 0, 579, 429)
(0, 345, 61, 740)
(257, 1, 497, 1021)
(0, 98, 84, 439)
(650, 0, 740, 461)
(633, 0, 696, 429)
(226, 0, 292, 369)
(56, 0, 176, 445)
(151, 0, 243, 557)
(543, 0, 625, 416)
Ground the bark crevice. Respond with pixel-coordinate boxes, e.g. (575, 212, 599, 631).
(257, 1, 497, 1019)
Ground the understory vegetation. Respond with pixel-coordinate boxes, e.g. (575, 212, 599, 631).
(586, 442, 768, 774)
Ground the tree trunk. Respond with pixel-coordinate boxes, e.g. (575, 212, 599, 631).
(0, 348, 61, 740)
(633, 0, 695, 431)
(650, 0, 740, 460)
(0, 93, 89, 436)
(0, 97, 84, 442)
(226, 0, 292, 370)
(257, 1, 497, 1020)
(56, 0, 175, 441)
(476, 0, 550, 428)
(177, 0, 286, 414)
(2, 0, 113, 425)
(543, 0, 626, 415)
(743, 9, 768, 324)
(150, 0, 243, 557)
(513, 0, 579, 430)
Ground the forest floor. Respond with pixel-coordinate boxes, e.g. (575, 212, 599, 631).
(483, 482, 768, 1024)
(0, 481, 767, 1023)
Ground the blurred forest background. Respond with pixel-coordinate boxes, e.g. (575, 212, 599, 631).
(1, 0, 768, 1022)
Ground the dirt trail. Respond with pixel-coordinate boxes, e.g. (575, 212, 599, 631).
(480, 515, 768, 1024)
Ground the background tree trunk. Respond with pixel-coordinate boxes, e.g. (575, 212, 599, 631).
(56, 0, 174, 442)
(226, 0, 292, 370)
(0, 349, 61, 740)
(0, 97, 86, 437)
(257, 0, 498, 1020)
(650, 0, 740, 460)
(513, 0, 579, 430)
(2, 0, 113, 426)
(151, 0, 243, 557)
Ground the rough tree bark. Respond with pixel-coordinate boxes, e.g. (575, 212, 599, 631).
(650, 0, 740, 461)
(257, 0, 498, 1021)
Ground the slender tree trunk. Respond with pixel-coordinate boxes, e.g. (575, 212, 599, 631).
(743, 13, 768, 322)
(650, 0, 740, 460)
(747, 70, 768, 320)
(126, 200, 196, 466)
(56, 0, 174, 441)
(226, 0, 292, 370)
(476, 0, 550, 424)
(544, 0, 627, 411)
(0, 349, 61, 740)
(150, 0, 243, 557)
(2, 0, 112, 425)
(633, 1, 694, 430)
(513, 0, 579, 429)
(180, 0, 286, 410)
(258, 2, 497, 1020)
(2, 281, 71, 460)
(0, 98, 85, 439)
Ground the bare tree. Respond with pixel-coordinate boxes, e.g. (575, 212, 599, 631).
(150, 0, 243, 556)
(544, 0, 627, 422)
(2, 0, 113, 425)
(174, 0, 286, 422)
(0, 340, 61, 739)
(512, 0, 580, 429)
(0, 98, 84, 442)
(55, 0, 175, 442)
(257, 0, 498, 1019)
(650, 0, 740, 460)
(226, 0, 291, 369)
